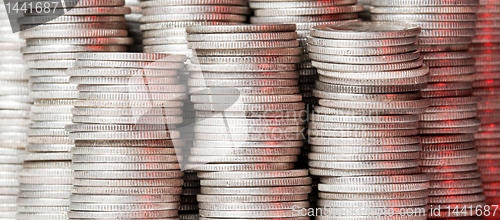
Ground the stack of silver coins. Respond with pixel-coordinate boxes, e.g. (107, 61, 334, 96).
(472, 0, 500, 209)
(370, 0, 478, 53)
(185, 24, 310, 218)
(248, 0, 363, 106)
(196, 170, 311, 220)
(186, 24, 304, 171)
(138, 0, 250, 55)
(247, 1, 362, 191)
(66, 52, 187, 219)
(371, 1, 487, 218)
(306, 22, 431, 218)
(17, 2, 131, 219)
(125, 0, 143, 51)
(0, 1, 28, 219)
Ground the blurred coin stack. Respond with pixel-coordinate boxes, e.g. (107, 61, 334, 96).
(125, 0, 143, 51)
(66, 52, 187, 219)
(138, 0, 250, 55)
(371, 0, 487, 218)
(185, 24, 310, 219)
(248, 0, 363, 106)
(0, 1, 29, 219)
(17, 1, 132, 219)
(306, 22, 431, 218)
(472, 0, 500, 210)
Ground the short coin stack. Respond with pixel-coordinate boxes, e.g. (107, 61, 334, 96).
(197, 170, 311, 220)
(185, 24, 310, 219)
(125, 0, 143, 51)
(248, 0, 363, 106)
(306, 22, 431, 218)
(0, 1, 28, 219)
(17, 2, 132, 219)
(138, 0, 250, 55)
(66, 53, 187, 219)
(472, 0, 500, 209)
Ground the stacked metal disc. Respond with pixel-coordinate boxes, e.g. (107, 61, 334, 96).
(138, 0, 250, 55)
(306, 22, 431, 218)
(17, 1, 132, 219)
(472, 0, 500, 210)
(0, 1, 29, 219)
(66, 52, 187, 219)
(185, 24, 310, 218)
(248, 0, 363, 106)
(125, 0, 143, 51)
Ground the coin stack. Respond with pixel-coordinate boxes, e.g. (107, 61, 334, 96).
(306, 22, 431, 218)
(370, 1, 487, 218)
(125, 0, 143, 51)
(17, 2, 132, 219)
(0, 1, 29, 219)
(66, 52, 187, 219)
(185, 24, 310, 218)
(472, 0, 500, 210)
(138, 0, 250, 55)
(186, 24, 304, 171)
(196, 170, 311, 220)
(248, 0, 363, 106)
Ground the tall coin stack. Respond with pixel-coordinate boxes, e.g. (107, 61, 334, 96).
(370, 0, 487, 218)
(472, 0, 500, 211)
(185, 24, 310, 219)
(248, 0, 363, 106)
(138, 0, 250, 55)
(0, 1, 28, 219)
(17, 2, 132, 219)
(306, 22, 431, 218)
(66, 52, 187, 219)
(125, 0, 143, 51)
